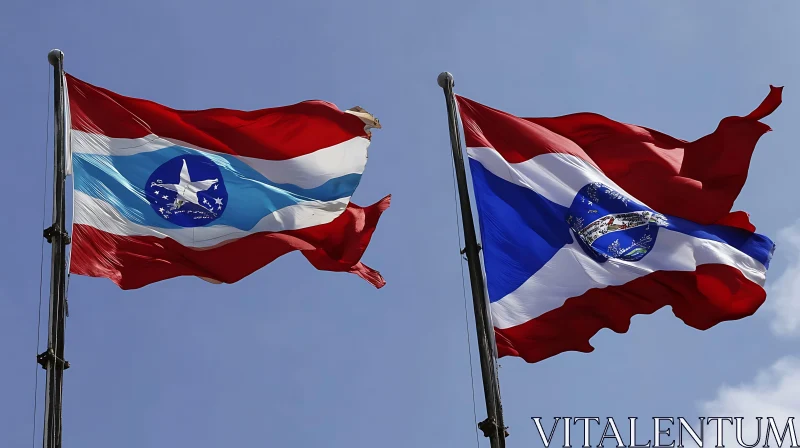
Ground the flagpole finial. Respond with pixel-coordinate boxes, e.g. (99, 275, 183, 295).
(48, 49, 63, 66)
(437, 72, 454, 89)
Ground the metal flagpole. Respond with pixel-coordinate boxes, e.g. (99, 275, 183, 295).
(437, 72, 507, 448)
(39, 49, 70, 448)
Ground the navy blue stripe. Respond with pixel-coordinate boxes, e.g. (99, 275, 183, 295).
(666, 216, 775, 269)
(469, 160, 775, 303)
(469, 159, 573, 303)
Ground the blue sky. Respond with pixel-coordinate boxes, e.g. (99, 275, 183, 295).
(3, 2, 800, 447)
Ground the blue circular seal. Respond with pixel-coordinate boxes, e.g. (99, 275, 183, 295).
(145, 154, 228, 227)
(566, 182, 668, 263)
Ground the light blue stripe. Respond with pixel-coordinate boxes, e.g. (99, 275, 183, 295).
(73, 145, 362, 230)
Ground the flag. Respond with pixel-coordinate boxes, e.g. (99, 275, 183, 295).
(67, 74, 389, 289)
(456, 87, 781, 363)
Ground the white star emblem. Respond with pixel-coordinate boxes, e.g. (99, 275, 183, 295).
(214, 197, 223, 205)
(158, 207, 165, 213)
(154, 190, 160, 195)
(158, 159, 219, 208)
(162, 195, 169, 200)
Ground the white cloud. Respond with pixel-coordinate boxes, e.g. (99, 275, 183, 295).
(701, 356, 800, 419)
(697, 357, 800, 446)
(768, 220, 800, 337)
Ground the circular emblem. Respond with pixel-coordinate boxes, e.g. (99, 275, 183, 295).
(566, 182, 668, 263)
(145, 155, 228, 227)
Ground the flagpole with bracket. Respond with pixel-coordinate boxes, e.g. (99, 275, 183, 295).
(39, 48, 71, 448)
(437, 72, 508, 448)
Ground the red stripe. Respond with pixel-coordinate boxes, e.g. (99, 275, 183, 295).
(494, 264, 766, 363)
(456, 87, 782, 226)
(65, 73, 370, 160)
(70, 196, 390, 290)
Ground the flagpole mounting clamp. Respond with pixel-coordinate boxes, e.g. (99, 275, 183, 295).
(460, 244, 481, 255)
(478, 417, 509, 438)
(37, 349, 70, 370)
(44, 225, 71, 245)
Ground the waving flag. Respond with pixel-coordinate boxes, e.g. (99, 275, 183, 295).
(457, 87, 781, 363)
(67, 74, 389, 289)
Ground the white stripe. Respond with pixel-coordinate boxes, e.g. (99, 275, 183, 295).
(74, 190, 349, 248)
(71, 130, 369, 189)
(467, 147, 653, 209)
(490, 227, 768, 330)
(64, 73, 73, 175)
